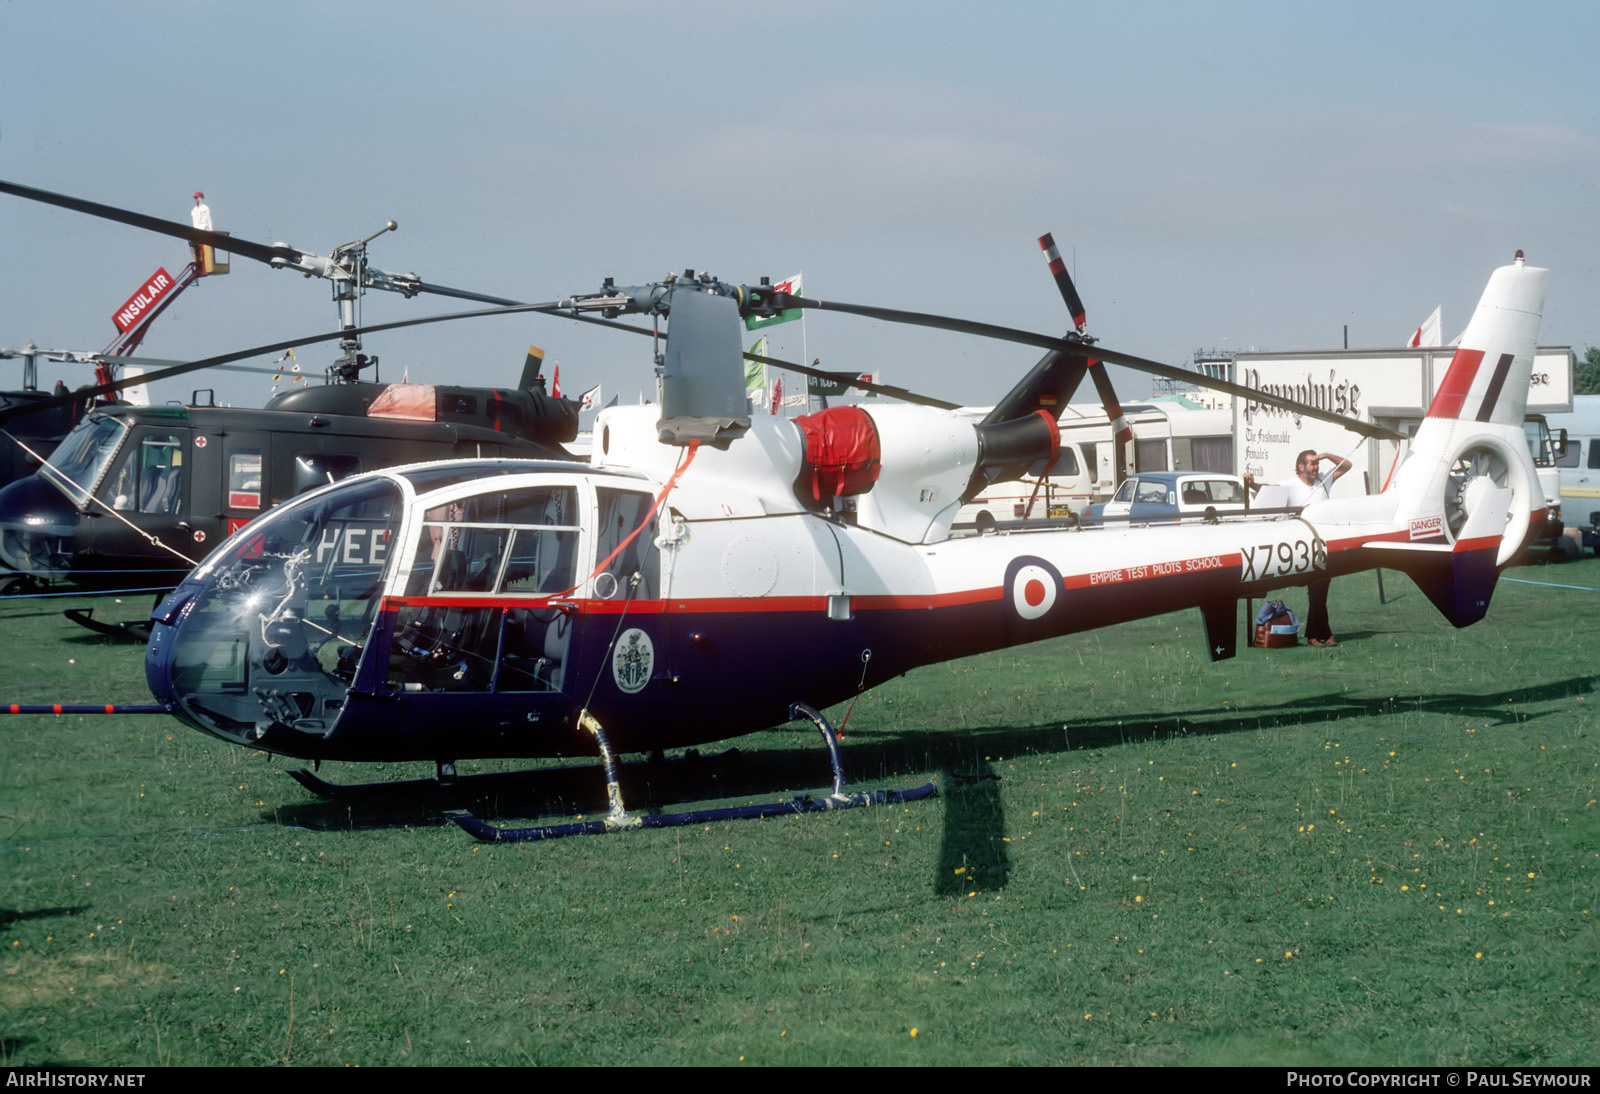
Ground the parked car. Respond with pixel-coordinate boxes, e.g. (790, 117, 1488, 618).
(1081, 471, 1248, 525)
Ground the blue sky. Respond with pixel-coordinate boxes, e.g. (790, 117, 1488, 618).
(3, 0, 1596, 412)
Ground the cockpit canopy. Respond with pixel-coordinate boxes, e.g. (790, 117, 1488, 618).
(145, 460, 661, 758)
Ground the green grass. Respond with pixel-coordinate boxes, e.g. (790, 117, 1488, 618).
(1, 558, 1595, 1066)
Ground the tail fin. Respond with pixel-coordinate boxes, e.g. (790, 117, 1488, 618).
(1422, 252, 1546, 427)
(1368, 253, 1549, 596)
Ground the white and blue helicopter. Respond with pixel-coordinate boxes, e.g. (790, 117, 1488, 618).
(0, 183, 1548, 841)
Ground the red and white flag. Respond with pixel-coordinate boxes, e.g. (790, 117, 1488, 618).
(1406, 305, 1442, 348)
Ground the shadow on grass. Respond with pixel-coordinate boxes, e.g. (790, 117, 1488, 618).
(259, 672, 1594, 846)
(934, 760, 1009, 895)
(0, 905, 90, 928)
(865, 673, 1598, 769)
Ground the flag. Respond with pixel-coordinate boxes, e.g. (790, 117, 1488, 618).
(745, 337, 768, 393)
(858, 371, 879, 398)
(604, 394, 619, 408)
(806, 365, 859, 398)
(745, 274, 803, 331)
(1406, 305, 1442, 348)
(578, 383, 602, 411)
(770, 376, 783, 416)
(551, 362, 562, 399)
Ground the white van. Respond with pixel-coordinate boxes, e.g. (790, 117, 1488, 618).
(1546, 394, 1600, 552)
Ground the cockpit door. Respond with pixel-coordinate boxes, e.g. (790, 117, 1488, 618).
(85, 425, 196, 574)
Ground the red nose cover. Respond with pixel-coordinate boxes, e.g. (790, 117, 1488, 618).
(794, 405, 881, 501)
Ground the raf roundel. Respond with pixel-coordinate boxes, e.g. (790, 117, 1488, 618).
(1007, 557, 1061, 620)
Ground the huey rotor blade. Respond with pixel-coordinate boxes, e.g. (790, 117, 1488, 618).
(779, 294, 1403, 442)
(1, 179, 529, 310)
(1, 178, 301, 266)
(0, 301, 588, 427)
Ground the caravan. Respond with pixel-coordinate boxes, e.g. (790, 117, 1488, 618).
(958, 400, 1233, 526)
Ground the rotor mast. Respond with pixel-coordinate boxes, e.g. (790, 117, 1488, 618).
(270, 219, 410, 382)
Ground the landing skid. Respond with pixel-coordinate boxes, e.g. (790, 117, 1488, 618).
(286, 749, 739, 800)
(63, 608, 151, 643)
(447, 702, 939, 843)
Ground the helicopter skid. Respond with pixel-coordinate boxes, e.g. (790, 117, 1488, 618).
(444, 701, 938, 842)
(445, 781, 939, 843)
(63, 608, 151, 644)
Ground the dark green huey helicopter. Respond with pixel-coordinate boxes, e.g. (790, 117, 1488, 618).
(0, 181, 582, 595)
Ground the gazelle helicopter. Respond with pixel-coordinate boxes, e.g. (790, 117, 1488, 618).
(0, 181, 1548, 841)
(0, 181, 582, 597)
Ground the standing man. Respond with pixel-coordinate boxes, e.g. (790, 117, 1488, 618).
(1245, 449, 1352, 646)
(189, 191, 213, 271)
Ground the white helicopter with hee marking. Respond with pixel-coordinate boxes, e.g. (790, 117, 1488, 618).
(0, 182, 1548, 840)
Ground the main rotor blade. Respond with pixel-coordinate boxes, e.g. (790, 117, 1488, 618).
(743, 352, 959, 410)
(1, 179, 531, 310)
(782, 295, 1403, 442)
(99, 354, 285, 378)
(1, 178, 302, 266)
(0, 300, 585, 427)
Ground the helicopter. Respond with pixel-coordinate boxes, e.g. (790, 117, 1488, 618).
(103, 248, 1544, 841)
(0, 182, 584, 596)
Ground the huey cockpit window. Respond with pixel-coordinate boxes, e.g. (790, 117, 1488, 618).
(104, 432, 185, 515)
(42, 414, 128, 506)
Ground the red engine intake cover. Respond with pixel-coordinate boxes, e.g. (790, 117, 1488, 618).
(794, 405, 882, 501)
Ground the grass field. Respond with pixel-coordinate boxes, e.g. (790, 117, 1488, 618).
(2, 555, 1595, 1066)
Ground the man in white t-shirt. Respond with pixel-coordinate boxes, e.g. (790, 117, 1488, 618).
(190, 191, 211, 231)
(1245, 449, 1352, 646)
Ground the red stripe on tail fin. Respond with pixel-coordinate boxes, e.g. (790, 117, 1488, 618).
(1425, 348, 1483, 419)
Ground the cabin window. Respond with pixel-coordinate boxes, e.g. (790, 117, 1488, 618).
(293, 453, 362, 496)
(1080, 443, 1098, 484)
(1048, 447, 1080, 477)
(50, 416, 128, 506)
(1134, 479, 1169, 504)
(1189, 437, 1234, 473)
(229, 451, 262, 509)
(104, 432, 184, 515)
(1192, 478, 1245, 504)
(404, 486, 579, 598)
(391, 484, 579, 694)
(1134, 439, 1168, 472)
(594, 488, 659, 600)
(1589, 441, 1600, 471)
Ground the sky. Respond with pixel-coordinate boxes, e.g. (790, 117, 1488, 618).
(2, 0, 1597, 417)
